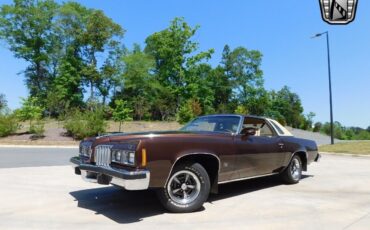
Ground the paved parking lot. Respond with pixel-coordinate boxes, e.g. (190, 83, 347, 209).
(0, 148, 369, 230)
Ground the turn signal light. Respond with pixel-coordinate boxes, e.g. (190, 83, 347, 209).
(142, 148, 147, 167)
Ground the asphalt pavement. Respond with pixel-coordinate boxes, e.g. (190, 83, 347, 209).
(0, 147, 369, 229)
(0, 146, 77, 168)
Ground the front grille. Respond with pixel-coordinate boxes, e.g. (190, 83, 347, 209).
(95, 145, 113, 166)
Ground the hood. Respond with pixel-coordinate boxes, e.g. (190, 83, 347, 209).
(85, 130, 226, 145)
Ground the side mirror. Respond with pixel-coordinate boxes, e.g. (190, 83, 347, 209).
(241, 127, 256, 136)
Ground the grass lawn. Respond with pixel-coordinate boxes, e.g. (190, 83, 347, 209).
(319, 141, 370, 155)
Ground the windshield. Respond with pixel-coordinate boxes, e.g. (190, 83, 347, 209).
(180, 116, 241, 134)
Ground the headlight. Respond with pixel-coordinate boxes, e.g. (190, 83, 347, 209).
(111, 149, 135, 165)
(79, 141, 92, 157)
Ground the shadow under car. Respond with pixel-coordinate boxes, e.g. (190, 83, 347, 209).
(69, 174, 313, 223)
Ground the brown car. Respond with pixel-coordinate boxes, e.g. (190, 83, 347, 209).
(71, 114, 320, 212)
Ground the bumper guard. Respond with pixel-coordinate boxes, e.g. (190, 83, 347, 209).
(70, 156, 150, 190)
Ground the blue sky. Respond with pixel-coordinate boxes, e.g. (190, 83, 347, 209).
(0, 0, 369, 128)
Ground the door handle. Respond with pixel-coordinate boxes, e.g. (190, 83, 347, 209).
(278, 143, 284, 148)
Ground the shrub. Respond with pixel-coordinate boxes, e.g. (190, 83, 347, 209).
(14, 97, 44, 133)
(0, 114, 19, 137)
(313, 122, 322, 132)
(30, 120, 45, 138)
(64, 109, 107, 140)
(176, 99, 202, 124)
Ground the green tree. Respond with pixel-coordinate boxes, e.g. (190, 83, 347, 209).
(220, 45, 265, 115)
(208, 66, 232, 113)
(0, 93, 7, 112)
(321, 121, 346, 140)
(270, 86, 304, 128)
(117, 44, 155, 120)
(145, 17, 213, 117)
(79, 9, 124, 102)
(99, 45, 124, 106)
(15, 97, 44, 132)
(46, 58, 84, 116)
(112, 99, 133, 132)
(0, 0, 59, 106)
(313, 122, 322, 132)
(355, 130, 370, 140)
(300, 112, 316, 130)
(186, 63, 215, 115)
(47, 2, 90, 114)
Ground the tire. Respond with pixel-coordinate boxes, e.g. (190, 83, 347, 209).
(157, 162, 210, 213)
(280, 155, 302, 184)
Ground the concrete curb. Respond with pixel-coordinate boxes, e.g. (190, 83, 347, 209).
(0, 144, 78, 149)
(321, 152, 370, 158)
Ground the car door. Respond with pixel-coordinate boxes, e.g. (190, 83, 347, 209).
(231, 118, 286, 179)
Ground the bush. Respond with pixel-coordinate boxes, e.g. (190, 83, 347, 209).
(176, 99, 202, 124)
(0, 114, 19, 137)
(64, 109, 107, 140)
(30, 120, 45, 138)
(313, 122, 322, 132)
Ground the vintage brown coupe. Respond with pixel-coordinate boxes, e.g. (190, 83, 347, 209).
(71, 114, 320, 212)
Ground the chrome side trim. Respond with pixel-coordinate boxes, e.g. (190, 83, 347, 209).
(218, 172, 279, 184)
(164, 152, 221, 187)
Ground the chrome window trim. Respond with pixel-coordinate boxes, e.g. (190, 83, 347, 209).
(164, 152, 221, 188)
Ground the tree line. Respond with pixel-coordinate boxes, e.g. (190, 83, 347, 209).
(0, 0, 313, 128)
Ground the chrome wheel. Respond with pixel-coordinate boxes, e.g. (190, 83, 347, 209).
(167, 170, 201, 205)
(290, 157, 301, 180)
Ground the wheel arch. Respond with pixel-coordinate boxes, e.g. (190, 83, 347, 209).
(166, 152, 221, 194)
(292, 150, 308, 171)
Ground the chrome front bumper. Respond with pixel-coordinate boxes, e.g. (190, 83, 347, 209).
(70, 156, 150, 190)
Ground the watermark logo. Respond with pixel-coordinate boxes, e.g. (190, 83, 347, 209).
(319, 0, 358, 24)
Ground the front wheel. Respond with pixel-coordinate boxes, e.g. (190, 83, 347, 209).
(280, 155, 302, 184)
(157, 162, 210, 213)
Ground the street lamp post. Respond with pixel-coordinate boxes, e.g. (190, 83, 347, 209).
(312, 31, 334, 145)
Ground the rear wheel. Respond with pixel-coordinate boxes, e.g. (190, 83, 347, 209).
(280, 155, 302, 184)
(157, 162, 210, 213)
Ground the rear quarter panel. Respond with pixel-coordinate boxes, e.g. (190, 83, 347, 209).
(282, 136, 319, 166)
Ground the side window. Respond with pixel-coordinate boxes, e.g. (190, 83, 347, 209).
(242, 117, 275, 137)
(270, 120, 284, 135)
(259, 124, 274, 137)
